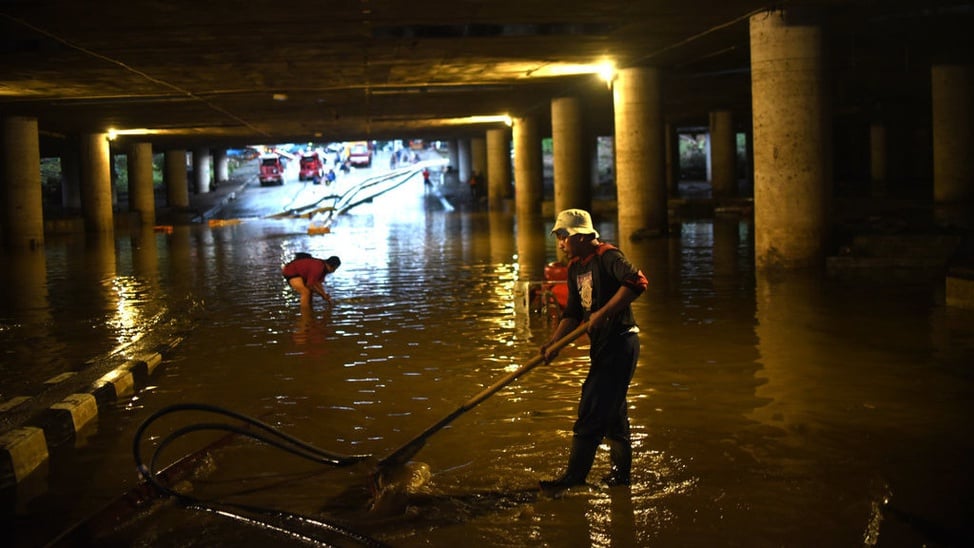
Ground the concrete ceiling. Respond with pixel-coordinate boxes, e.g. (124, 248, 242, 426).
(0, 1, 971, 151)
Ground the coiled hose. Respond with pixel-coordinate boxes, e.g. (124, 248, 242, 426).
(132, 402, 384, 547)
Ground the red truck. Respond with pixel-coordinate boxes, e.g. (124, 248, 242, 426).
(299, 151, 326, 183)
(258, 154, 287, 186)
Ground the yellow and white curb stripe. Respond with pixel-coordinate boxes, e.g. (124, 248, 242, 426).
(0, 339, 181, 489)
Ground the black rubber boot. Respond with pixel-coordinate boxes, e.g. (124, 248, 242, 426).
(540, 436, 599, 492)
(601, 438, 631, 487)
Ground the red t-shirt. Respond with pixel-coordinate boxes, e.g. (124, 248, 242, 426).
(282, 257, 327, 284)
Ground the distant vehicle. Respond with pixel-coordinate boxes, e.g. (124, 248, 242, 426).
(298, 151, 326, 183)
(348, 141, 372, 167)
(227, 147, 259, 160)
(258, 154, 287, 186)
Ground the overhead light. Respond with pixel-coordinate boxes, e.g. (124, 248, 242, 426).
(449, 114, 512, 126)
(107, 128, 156, 138)
(272, 93, 288, 101)
(597, 60, 616, 86)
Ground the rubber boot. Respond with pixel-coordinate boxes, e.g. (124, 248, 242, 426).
(540, 436, 599, 492)
(602, 438, 631, 487)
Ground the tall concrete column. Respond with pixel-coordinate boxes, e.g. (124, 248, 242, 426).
(552, 96, 591, 214)
(128, 141, 156, 226)
(932, 65, 973, 204)
(513, 115, 543, 216)
(2, 117, 44, 249)
(471, 136, 487, 180)
(80, 132, 114, 233)
(486, 127, 511, 211)
(710, 109, 736, 198)
(447, 139, 460, 171)
(214, 148, 230, 184)
(165, 149, 189, 208)
(750, 9, 830, 269)
(193, 147, 212, 194)
(869, 122, 887, 196)
(613, 66, 667, 240)
(457, 138, 472, 184)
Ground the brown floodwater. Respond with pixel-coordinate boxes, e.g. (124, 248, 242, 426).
(2, 178, 973, 547)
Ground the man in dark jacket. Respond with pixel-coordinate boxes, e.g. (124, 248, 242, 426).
(539, 209, 648, 491)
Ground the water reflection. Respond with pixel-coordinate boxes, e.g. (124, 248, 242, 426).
(0, 249, 53, 393)
(752, 270, 824, 436)
(130, 225, 160, 284)
(3, 248, 50, 313)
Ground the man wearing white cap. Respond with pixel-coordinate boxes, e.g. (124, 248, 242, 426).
(539, 209, 648, 491)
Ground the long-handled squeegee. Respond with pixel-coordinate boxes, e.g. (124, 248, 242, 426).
(374, 322, 589, 473)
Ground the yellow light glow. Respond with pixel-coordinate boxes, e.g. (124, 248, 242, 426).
(108, 128, 157, 137)
(597, 60, 616, 84)
(442, 114, 513, 126)
(511, 60, 617, 79)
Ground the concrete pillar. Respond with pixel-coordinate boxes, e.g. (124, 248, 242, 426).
(486, 127, 511, 211)
(2, 117, 44, 249)
(214, 148, 230, 184)
(165, 149, 189, 208)
(80, 132, 114, 233)
(127, 141, 155, 226)
(750, 9, 830, 269)
(704, 132, 712, 183)
(613, 66, 667, 240)
(552, 96, 591, 213)
(513, 115, 543, 216)
(471, 136, 487, 180)
(457, 138, 472, 185)
(710, 110, 736, 198)
(447, 139, 460, 171)
(932, 65, 973, 204)
(869, 122, 887, 196)
(193, 147, 212, 194)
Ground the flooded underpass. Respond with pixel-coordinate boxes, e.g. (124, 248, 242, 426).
(3, 175, 974, 547)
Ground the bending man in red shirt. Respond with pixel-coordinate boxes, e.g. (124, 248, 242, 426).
(282, 252, 341, 311)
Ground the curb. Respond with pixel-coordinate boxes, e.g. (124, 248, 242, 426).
(0, 337, 183, 490)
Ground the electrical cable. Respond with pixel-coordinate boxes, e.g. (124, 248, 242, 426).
(132, 403, 384, 547)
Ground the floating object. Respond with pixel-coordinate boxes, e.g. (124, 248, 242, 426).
(207, 219, 241, 228)
(543, 262, 569, 309)
(308, 211, 331, 234)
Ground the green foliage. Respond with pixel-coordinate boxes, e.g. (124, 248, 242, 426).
(40, 157, 61, 187)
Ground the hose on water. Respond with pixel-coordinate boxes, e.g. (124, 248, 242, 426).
(132, 402, 385, 547)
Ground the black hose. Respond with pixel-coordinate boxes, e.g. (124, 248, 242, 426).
(132, 402, 384, 547)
